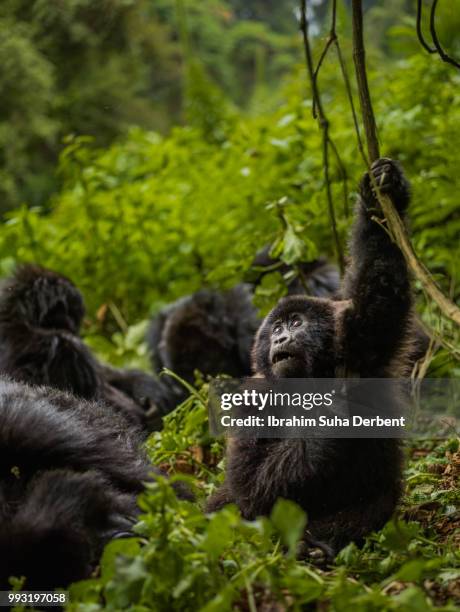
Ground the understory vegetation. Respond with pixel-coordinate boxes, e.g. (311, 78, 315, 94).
(2, 51, 459, 372)
(59, 389, 458, 611)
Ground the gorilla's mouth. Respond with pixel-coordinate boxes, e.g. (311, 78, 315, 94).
(271, 350, 301, 365)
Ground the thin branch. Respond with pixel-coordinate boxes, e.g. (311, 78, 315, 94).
(318, 2, 350, 218)
(330, 31, 369, 220)
(311, 0, 338, 118)
(311, 1, 350, 218)
(328, 137, 349, 217)
(416, 0, 436, 53)
(351, 0, 379, 161)
(333, 37, 367, 167)
(312, 33, 336, 118)
(300, 0, 344, 271)
(313, 35, 336, 81)
(417, 0, 460, 69)
(330, 0, 337, 32)
(351, 0, 460, 328)
(429, 0, 460, 70)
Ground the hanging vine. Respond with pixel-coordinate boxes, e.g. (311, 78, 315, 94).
(417, 0, 460, 69)
(299, 0, 460, 328)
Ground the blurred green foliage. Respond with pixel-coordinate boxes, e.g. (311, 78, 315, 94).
(0, 0, 300, 210)
(1, 35, 459, 367)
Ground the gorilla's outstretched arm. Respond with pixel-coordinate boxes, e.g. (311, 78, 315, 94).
(341, 159, 413, 375)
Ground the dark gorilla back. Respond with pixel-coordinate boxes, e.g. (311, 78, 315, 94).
(148, 256, 340, 389)
(148, 285, 259, 382)
(0, 378, 150, 589)
(0, 265, 176, 430)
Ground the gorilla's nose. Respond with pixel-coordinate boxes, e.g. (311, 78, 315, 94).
(274, 332, 290, 346)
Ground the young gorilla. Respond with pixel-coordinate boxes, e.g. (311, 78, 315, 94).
(0, 265, 175, 431)
(147, 257, 340, 390)
(0, 378, 153, 589)
(207, 159, 414, 554)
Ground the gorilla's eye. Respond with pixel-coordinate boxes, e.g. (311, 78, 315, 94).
(291, 316, 302, 328)
(273, 324, 283, 335)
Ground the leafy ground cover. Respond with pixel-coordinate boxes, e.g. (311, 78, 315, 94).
(59, 385, 459, 611)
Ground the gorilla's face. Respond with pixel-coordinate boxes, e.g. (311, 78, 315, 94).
(269, 311, 311, 377)
(252, 296, 336, 378)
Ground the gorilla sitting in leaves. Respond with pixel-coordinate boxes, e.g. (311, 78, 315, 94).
(207, 159, 417, 555)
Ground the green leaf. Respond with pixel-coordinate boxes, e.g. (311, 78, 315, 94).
(270, 498, 307, 556)
(282, 224, 305, 265)
(393, 586, 432, 612)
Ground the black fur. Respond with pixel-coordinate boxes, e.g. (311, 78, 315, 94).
(148, 257, 340, 389)
(207, 159, 414, 554)
(0, 265, 174, 431)
(0, 378, 151, 589)
(148, 285, 259, 383)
